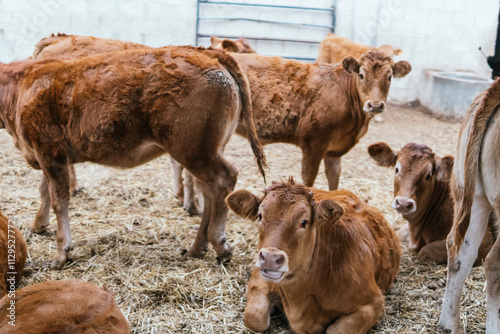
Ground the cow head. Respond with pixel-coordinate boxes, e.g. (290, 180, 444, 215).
(368, 142, 454, 216)
(210, 36, 257, 54)
(226, 178, 343, 284)
(342, 51, 411, 114)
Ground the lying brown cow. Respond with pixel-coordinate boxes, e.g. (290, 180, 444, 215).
(210, 36, 257, 54)
(368, 142, 493, 264)
(32, 34, 411, 216)
(317, 33, 402, 64)
(439, 79, 500, 333)
(226, 178, 401, 333)
(0, 279, 129, 333)
(0, 212, 27, 297)
(0, 46, 266, 268)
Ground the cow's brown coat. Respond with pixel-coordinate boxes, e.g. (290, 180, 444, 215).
(226, 178, 401, 333)
(0, 46, 266, 268)
(317, 33, 402, 64)
(0, 212, 26, 297)
(0, 279, 129, 333)
(210, 36, 256, 54)
(368, 142, 492, 265)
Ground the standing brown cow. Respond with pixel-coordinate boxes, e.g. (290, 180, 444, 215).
(368, 142, 493, 264)
(0, 212, 27, 297)
(0, 46, 266, 268)
(0, 279, 129, 333)
(226, 178, 401, 333)
(317, 33, 402, 64)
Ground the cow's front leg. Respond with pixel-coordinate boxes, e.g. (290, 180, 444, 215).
(301, 143, 327, 187)
(324, 154, 342, 190)
(171, 158, 184, 206)
(32, 174, 51, 234)
(68, 164, 79, 194)
(326, 294, 384, 334)
(244, 269, 274, 333)
(418, 239, 447, 264)
(439, 197, 491, 333)
(396, 223, 410, 242)
(41, 162, 73, 269)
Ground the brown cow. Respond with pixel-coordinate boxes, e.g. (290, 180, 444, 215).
(439, 80, 500, 333)
(226, 178, 401, 333)
(210, 36, 257, 54)
(0, 279, 129, 333)
(0, 212, 27, 297)
(0, 46, 266, 268)
(317, 33, 402, 64)
(368, 142, 493, 265)
(31, 35, 412, 216)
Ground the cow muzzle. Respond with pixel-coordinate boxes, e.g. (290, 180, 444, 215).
(363, 100, 386, 114)
(256, 248, 289, 282)
(392, 196, 417, 214)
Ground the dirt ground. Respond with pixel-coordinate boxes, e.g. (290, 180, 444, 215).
(0, 103, 488, 333)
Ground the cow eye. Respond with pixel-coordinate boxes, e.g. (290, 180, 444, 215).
(257, 213, 262, 220)
(300, 220, 308, 228)
(395, 167, 399, 174)
(359, 73, 364, 80)
(388, 75, 392, 81)
(426, 173, 432, 180)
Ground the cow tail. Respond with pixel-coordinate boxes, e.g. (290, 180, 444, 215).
(453, 80, 500, 252)
(214, 51, 267, 182)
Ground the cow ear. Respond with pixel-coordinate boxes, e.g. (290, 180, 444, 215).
(436, 155, 454, 181)
(210, 36, 222, 48)
(393, 48, 403, 56)
(368, 142, 397, 167)
(222, 39, 240, 53)
(342, 56, 360, 74)
(393, 60, 411, 78)
(226, 189, 260, 220)
(315, 199, 344, 226)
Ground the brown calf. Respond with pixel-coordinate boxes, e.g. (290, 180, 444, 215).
(317, 33, 402, 64)
(368, 142, 492, 265)
(0, 279, 129, 333)
(439, 80, 500, 332)
(0, 212, 27, 297)
(0, 46, 266, 268)
(210, 36, 257, 54)
(226, 178, 401, 333)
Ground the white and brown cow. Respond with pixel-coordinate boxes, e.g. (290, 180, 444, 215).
(317, 33, 402, 64)
(0, 46, 266, 268)
(226, 178, 401, 333)
(0, 279, 129, 333)
(368, 142, 493, 264)
(439, 80, 500, 333)
(0, 212, 27, 297)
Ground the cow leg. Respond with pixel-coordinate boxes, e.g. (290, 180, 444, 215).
(183, 172, 200, 216)
(244, 269, 273, 332)
(68, 164, 79, 194)
(439, 196, 492, 333)
(417, 239, 447, 264)
(32, 174, 51, 234)
(485, 206, 500, 332)
(396, 223, 410, 242)
(326, 294, 384, 334)
(40, 162, 73, 269)
(301, 144, 327, 187)
(324, 155, 342, 190)
(184, 185, 211, 258)
(171, 158, 184, 206)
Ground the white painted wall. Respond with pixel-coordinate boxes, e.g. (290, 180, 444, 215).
(0, 0, 498, 105)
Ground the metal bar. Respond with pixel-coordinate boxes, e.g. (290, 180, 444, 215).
(197, 34, 321, 44)
(195, 0, 201, 45)
(331, 0, 337, 33)
(199, 17, 333, 30)
(198, 1, 333, 12)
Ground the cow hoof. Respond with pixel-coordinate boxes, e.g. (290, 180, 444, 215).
(216, 247, 232, 265)
(71, 186, 85, 196)
(31, 224, 48, 234)
(182, 247, 208, 259)
(184, 205, 200, 217)
(50, 258, 68, 270)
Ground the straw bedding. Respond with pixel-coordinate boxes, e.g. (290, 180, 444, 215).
(0, 104, 486, 333)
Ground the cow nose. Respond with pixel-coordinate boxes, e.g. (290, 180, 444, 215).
(392, 197, 417, 214)
(258, 249, 287, 270)
(367, 101, 385, 112)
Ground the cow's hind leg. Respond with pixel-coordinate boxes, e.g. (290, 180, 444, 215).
(324, 155, 342, 190)
(301, 142, 328, 187)
(485, 206, 500, 332)
(40, 161, 73, 269)
(32, 174, 51, 234)
(68, 164, 79, 194)
(326, 294, 384, 334)
(183, 172, 200, 216)
(439, 196, 492, 333)
(171, 158, 185, 206)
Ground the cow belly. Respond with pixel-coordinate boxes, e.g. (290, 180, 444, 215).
(83, 141, 166, 168)
(480, 114, 500, 204)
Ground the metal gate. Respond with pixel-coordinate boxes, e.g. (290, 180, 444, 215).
(196, 0, 336, 61)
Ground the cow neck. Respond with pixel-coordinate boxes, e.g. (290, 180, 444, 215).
(404, 179, 452, 245)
